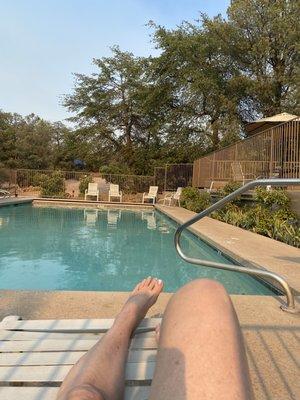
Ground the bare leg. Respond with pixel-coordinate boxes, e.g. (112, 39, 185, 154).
(150, 279, 253, 400)
(57, 277, 163, 400)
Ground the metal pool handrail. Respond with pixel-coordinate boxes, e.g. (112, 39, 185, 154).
(174, 178, 300, 314)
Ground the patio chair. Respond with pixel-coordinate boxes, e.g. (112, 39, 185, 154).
(0, 315, 160, 399)
(108, 184, 122, 202)
(0, 189, 11, 198)
(161, 187, 182, 206)
(231, 162, 256, 185)
(142, 186, 158, 204)
(84, 183, 99, 201)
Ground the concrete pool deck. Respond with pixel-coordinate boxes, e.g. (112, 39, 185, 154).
(0, 197, 34, 207)
(156, 204, 300, 294)
(0, 289, 299, 400)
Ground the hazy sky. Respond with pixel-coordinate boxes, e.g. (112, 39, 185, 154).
(0, 1, 229, 123)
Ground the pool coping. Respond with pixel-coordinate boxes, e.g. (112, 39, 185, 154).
(0, 197, 35, 207)
(33, 198, 154, 209)
(155, 205, 300, 294)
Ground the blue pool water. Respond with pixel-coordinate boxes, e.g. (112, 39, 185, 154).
(0, 205, 274, 294)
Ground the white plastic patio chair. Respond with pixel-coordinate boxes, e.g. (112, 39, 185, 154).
(108, 184, 122, 202)
(162, 187, 182, 206)
(84, 183, 99, 201)
(0, 189, 11, 198)
(142, 186, 158, 204)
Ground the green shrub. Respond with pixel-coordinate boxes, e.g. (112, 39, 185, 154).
(213, 202, 299, 248)
(255, 187, 290, 209)
(99, 163, 131, 175)
(79, 175, 93, 194)
(217, 181, 242, 205)
(39, 171, 65, 198)
(181, 187, 211, 213)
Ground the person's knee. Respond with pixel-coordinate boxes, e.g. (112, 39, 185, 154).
(172, 279, 230, 306)
(66, 384, 105, 400)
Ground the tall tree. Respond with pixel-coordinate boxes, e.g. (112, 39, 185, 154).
(64, 47, 162, 171)
(205, 0, 300, 117)
(150, 21, 243, 150)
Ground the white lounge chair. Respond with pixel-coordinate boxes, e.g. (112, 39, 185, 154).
(0, 315, 160, 399)
(108, 184, 122, 202)
(0, 189, 11, 198)
(162, 187, 182, 206)
(84, 183, 99, 201)
(142, 186, 158, 204)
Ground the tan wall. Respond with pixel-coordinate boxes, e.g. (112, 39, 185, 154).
(288, 191, 300, 218)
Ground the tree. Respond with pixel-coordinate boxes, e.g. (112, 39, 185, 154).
(64, 47, 162, 171)
(150, 21, 243, 150)
(0, 110, 71, 170)
(205, 0, 300, 117)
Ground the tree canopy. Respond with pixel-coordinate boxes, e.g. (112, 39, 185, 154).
(1, 0, 299, 174)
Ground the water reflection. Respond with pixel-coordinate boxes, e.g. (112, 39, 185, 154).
(141, 210, 157, 230)
(84, 209, 98, 226)
(107, 209, 121, 228)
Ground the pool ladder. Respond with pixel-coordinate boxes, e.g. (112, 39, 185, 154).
(175, 178, 300, 314)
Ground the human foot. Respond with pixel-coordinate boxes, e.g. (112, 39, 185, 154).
(114, 277, 164, 333)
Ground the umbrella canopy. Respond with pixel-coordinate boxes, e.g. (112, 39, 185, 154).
(245, 112, 299, 135)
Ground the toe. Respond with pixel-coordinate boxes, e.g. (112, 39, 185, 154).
(149, 278, 157, 290)
(144, 276, 152, 288)
(133, 279, 146, 293)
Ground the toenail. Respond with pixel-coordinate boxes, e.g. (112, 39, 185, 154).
(158, 279, 162, 284)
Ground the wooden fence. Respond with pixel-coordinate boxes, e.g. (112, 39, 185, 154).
(193, 118, 300, 188)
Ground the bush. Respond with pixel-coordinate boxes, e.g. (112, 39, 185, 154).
(255, 187, 290, 209)
(181, 187, 211, 213)
(99, 163, 131, 175)
(38, 171, 65, 198)
(213, 202, 299, 248)
(218, 181, 242, 205)
(79, 175, 93, 194)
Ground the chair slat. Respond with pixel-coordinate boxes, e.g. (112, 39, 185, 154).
(0, 349, 157, 366)
(0, 361, 155, 382)
(0, 386, 151, 400)
(0, 330, 154, 341)
(0, 337, 157, 352)
(0, 317, 161, 332)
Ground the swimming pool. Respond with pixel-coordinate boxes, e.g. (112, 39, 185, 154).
(0, 204, 275, 294)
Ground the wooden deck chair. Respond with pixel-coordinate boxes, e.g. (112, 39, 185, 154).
(142, 186, 158, 204)
(84, 183, 99, 201)
(231, 162, 256, 185)
(108, 184, 122, 202)
(0, 315, 160, 399)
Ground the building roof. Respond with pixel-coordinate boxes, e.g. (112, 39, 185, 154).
(245, 112, 299, 135)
